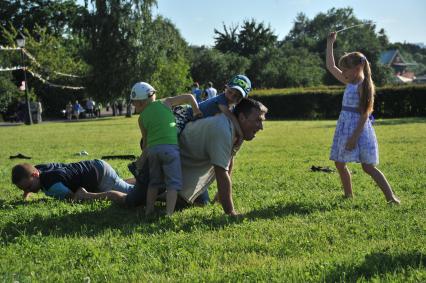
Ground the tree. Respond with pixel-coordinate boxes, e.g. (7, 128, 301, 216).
(213, 23, 239, 54)
(1, 25, 89, 115)
(214, 19, 277, 57)
(189, 46, 250, 90)
(0, 0, 86, 43)
(283, 8, 391, 85)
(249, 44, 325, 88)
(83, 0, 158, 102)
(145, 17, 192, 97)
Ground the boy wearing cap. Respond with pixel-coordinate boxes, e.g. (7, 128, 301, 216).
(175, 74, 252, 147)
(130, 82, 202, 216)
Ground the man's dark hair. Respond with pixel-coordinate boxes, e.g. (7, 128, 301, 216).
(11, 163, 36, 184)
(234, 98, 268, 118)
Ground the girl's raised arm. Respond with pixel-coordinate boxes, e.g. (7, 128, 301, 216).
(326, 32, 347, 84)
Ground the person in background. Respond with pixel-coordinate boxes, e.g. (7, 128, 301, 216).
(204, 81, 217, 100)
(191, 82, 203, 104)
(66, 101, 73, 120)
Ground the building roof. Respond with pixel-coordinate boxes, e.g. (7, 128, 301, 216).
(380, 50, 398, 65)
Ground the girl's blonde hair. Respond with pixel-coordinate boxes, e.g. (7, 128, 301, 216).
(338, 52, 375, 114)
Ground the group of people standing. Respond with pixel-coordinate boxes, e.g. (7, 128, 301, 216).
(191, 81, 218, 103)
(65, 98, 101, 120)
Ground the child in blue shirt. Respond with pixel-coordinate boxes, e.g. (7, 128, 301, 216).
(175, 74, 252, 146)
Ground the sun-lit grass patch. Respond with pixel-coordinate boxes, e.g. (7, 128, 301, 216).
(1, 117, 425, 282)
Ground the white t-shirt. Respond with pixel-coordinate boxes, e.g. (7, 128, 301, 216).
(86, 100, 95, 110)
(205, 87, 217, 99)
(178, 113, 235, 203)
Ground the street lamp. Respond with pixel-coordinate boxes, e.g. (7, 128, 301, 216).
(15, 32, 32, 125)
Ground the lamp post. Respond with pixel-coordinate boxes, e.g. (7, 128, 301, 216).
(15, 32, 32, 125)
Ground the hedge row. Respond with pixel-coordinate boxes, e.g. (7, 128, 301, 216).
(251, 85, 426, 119)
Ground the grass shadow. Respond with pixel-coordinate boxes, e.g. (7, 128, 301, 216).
(325, 251, 426, 282)
(0, 201, 328, 243)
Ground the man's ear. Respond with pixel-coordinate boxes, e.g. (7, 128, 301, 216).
(237, 112, 247, 122)
(31, 170, 40, 178)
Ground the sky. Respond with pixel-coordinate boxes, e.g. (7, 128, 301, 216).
(149, 0, 425, 46)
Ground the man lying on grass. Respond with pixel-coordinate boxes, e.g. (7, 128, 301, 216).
(75, 98, 268, 216)
(11, 159, 134, 200)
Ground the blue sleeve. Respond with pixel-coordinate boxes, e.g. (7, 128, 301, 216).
(215, 94, 228, 106)
(44, 182, 73, 200)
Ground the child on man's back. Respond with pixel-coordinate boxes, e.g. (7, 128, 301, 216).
(175, 74, 252, 147)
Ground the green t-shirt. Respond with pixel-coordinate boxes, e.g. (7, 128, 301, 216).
(139, 100, 178, 147)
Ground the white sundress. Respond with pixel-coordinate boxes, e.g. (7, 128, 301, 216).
(329, 82, 379, 165)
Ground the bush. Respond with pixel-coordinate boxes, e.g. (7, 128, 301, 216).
(251, 85, 426, 119)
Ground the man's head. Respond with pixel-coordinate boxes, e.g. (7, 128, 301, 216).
(11, 163, 41, 194)
(234, 98, 268, 141)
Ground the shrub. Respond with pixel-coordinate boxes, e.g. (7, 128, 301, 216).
(251, 85, 426, 119)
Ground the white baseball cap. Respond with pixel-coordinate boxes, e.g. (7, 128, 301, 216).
(130, 82, 156, 101)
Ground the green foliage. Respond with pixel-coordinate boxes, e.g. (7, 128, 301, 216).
(151, 55, 191, 98)
(0, 117, 425, 281)
(249, 44, 325, 88)
(137, 17, 192, 97)
(214, 19, 277, 57)
(0, 73, 21, 113)
(251, 85, 426, 119)
(0, 0, 86, 42)
(0, 25, 89, 116)
(189, 46, 250, 89)
(83, 1, 192, 101)
(284, 8, 390, 86)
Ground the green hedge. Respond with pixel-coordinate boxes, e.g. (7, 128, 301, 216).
(251, 85, 426, 119)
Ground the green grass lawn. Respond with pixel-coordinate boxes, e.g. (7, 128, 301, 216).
(1, 117, 425, 282)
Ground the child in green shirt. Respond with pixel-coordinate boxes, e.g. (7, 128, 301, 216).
(130, 82, 202, 216)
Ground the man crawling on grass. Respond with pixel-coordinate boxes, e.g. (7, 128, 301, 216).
(11, 159, 134, 200)
(75, 98, 268, 216)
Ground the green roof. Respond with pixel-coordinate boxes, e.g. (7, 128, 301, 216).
(379, 50, 398, 65)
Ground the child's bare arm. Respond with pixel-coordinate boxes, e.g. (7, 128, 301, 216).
(163, 94, 202, 116)
(346, 112, 370, 150)
(138, 119, 147, 151)
(326, 32, 347, 84)
(218, 104, 243, 146)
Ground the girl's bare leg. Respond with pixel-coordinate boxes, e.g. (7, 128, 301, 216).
(361, 164, 400, 204)
(335, 161, 353, 198)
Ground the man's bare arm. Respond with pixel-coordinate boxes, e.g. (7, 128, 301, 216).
(214, 165, 237, 215)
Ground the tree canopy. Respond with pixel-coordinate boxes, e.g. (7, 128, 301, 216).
(0, 4, 424, 117)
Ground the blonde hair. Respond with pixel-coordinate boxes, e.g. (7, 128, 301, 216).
(338, 52, 375, 114)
